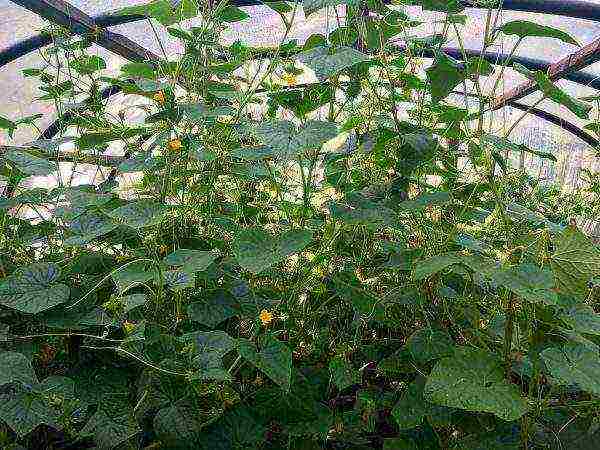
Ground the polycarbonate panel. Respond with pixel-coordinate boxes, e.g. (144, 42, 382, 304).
(0, 42, 128, 146)
(0, 0, 46, 50)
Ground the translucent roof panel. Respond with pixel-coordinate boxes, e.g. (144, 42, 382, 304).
(0, 0, 46, 50)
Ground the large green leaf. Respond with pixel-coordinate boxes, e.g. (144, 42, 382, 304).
(238, 335, 292, 392)
(407, 328, 454, 364)
(414, 252, 466, 281)
(329, 356, 360, 391)
(64, 212, 118, 246)
(298, 45, 368, 79)
(187, 292, 239, 328)
(255, 120, 338, 158)
(233, 228, 313, 274)
(391, 378, 429, 430)
(5, 150, 55, 176)
(541, 343, 600, 395)
(561, 305, 600, 336)
(329, 194, 396, 229)
(153, 405, 204, 446)
(0, 263, 70, 314)
(108, 201, 168, 229)
(112, 261, 157, 294)
(80, 409, 140, 449)
(0, 376, 75, 438)
(424, 347, 528, 421)
(487, 263, 559, 305)
(164, 249, 218, 272)
(0, 352, 38, 386)
(498, 21, 579, 46)
(216, 6, 249, 22)
(426, 52, 465, 103)
(551, 227, 600, 298)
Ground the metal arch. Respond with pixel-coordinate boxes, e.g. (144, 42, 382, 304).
(3, 0, 600, 68)
(4, 0, 160, 64)
(0, 13, 145, 67)
(492, 36, 600, 110)
(507, 102, 599, 147)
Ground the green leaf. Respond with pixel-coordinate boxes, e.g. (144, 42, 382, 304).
(298, 45, 368, 79)
(398, 191, 451, 212)
(541, 343, 600, 395)
(107, 201, 168, 229)
(239, 335, 292, 392)
(69, 55, 107, 74)
(269, 83, 334, 118)
(114, 0, 198, 26)
(77, 128, 151, 150)
(551, 226, 600, 298)
(424, 347, 529, 421)
(121, 294, 148, 313)
(153, 405, 203, 446)
(407, 328, 454, 364)
(0, 263, 70, 314)
(561, 305, 600, 336)
(498, 20, 579, 46)
(233, 228, 313, 274)
(0, 376, 76, 438)
(255, 120, 338, 158)
(80, 409, 140, 449)
(329, 356, 360, 391)
(231, 145, 278, 161)
(216, 6, 250, 22)
(413, 252, 463, 281)
(302, 0, 355, 17)
(5, 150, 55, 176)
(426, 52, 464, 103)
(120, 62, 156, 79)
(187, 291, 239, 328)
(329, 194, 396, 229)
(391, 378, 429, 430)
(64, 212, 118, 246)
(487, 263, 559, 305)
(412, 0, 464, 13)
(514, 64, 591, 119)
(112, 261, 157, 294)
(0, 352, 38, 386)
(179, 331, 236, 356)
(164, 249, 218, 272)
(0, 116, 17, 136)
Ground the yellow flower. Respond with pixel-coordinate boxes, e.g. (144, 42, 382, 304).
(280, 72, 297, 86)
(158, 244, 168, 255)
(216, 115, 235, 124)
(116, 254, 129, 262)
(153, 90, 166, 104)
(168, 139, 182, 151)
(123, 321, 136, 334)
(259, 309, 273, 325)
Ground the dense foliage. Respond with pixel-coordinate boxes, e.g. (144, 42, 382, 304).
(2, 0, 600, 449)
